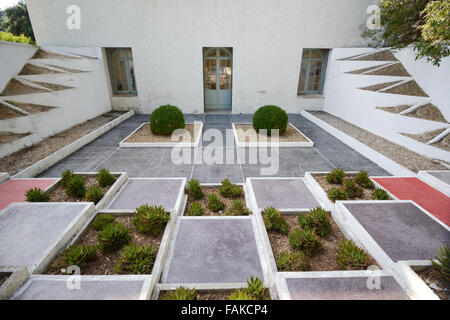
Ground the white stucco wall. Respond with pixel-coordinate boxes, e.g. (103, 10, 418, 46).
(26, 0, 379, 114)
(0, 41, 38, 92)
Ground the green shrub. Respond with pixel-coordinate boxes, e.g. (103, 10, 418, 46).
(336, 240, 370, 270)
(219, 179, 242, 198)
(0, 31, 35, 45)
(229, 290, 255, 300)
(371, 188, 390, 200)
(115, 243, 156, 274)
(96, 168, 116, 187)
(133, 204, 170, 236)
(60, 169, 75, 187)
(277, 251, 310, 271)
(207, 193, 225, 212)
(187, 202, 205, 216)
(262, 206, 289, 235)
(162, 287, 197, 300)
(150, 105, 185, 135)
(97, 223, 130, 252)
(431, 246, 450, 284)
(86, 186, 104, 204)
(354, 170, 374, 189)
(92, 214, 115, 231)
(288, 228, 322, 255)
(344, 179, 364, 199)
(63, 245, 97, 267)
(25, 188, 50, 202)
(246, 277, 269, 300)
(66, 175, 86, 198)
(225, 199, 251, 216)
(252, 105, 288, 136)
(298, 207, 331, 237)
(186, 179, 203, 200)
(326, 168, 345, 184)
(327, 187, 348, 202)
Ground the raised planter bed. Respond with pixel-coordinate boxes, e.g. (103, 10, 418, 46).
(0, 268, 29, 300)
(416, 265, 448, 300)
(119, 122, 203, 148)
(232, 123, 313, 148)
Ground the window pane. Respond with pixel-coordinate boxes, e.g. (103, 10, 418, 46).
(311, 50, 321, 58)
(128, 60, 137, 91)
(119, 60, 129, 91)
(219, 49, 230, 57)
(298, 61, 307, 93)
(206, 49, 216, 58)
(302, 50, 309, 58)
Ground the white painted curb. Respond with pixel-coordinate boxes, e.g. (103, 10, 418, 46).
(418, 170, 450, 196)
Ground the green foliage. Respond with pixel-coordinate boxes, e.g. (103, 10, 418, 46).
(150, 105, 185, 135)
(326, 168, 345, 184)
(1, 1, 35, 41)
(219, 179, 242, 198)
(97, 223, 130, 252)
(344, 179, 364, 199)
(277, 251, 310, 271)
(187, 202, 205, 216)
(207, 193, 225, 212)
(371, 188, 390, 200)
(246, 277, 269, 300)
(66, 175, 86, 198)
(63, 245, 97, 267)
(133, 204, 170, 236)
(288, 228, 322, 255)
(162, 287, 197, 300)
(225, 199, 251, 216)
(186, 179, 203, 200)
(336, 240, 370, 270)
(229, 290, 255, 300)
(298, 207, 331, 237)
(252, 105, 288, 136)
(327, 187, 348, 202)
(86, 186, 104, 204)
(362, 0, 449, 66)
(262, 206, 289, 235)
(354, 170, 374, 189)
(25, 188, 49, 202)
(431, 246, 450, 283)
(60, 169, 74, 187)
(115, 243, 156, 274)
(96, 168, 116, 188)
(92, 214, 115, 231)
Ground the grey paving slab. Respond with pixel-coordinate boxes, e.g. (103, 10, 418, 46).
(344, 202, 450, 261)
(250, 178, 320, 210)
(108, 178, 183, 210)
(13, 278, 145, 300)
(191, 163, 243, 183)
(164, 218, 263, 283)
(427, 171, 450, 185)
(0, 203, 89, 269)
(286, 276, 409, 300)
(204, 114, 232, 126)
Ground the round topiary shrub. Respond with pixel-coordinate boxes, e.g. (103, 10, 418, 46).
(150, 105, 185, 135)
(252, 105, 288, 136)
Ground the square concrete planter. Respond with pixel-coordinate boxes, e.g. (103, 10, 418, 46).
(394, 262, 441, 300)
(0, 267, 29, 300)
(119, 122, 203, 148)
(152, 283, 258, 300)
(232, 123, 314, 148)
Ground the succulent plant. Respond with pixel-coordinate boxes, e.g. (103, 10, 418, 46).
(263, 206, 289, 235)
(66, 175, 86, 198)
(25, 188, 50, 202)
(344, 179, 364, 199)
(92, 214, 115, 231)
(371, 188, 390, 200)
(207, 193, 225, 212)
(186, 179, 203, 200)
(432, 246, 450, 284)
(96, 168, 116, 187)
(225, 199, 251, 216)
(277, 251, 310, 271)
(97, 223, 130, 252)
(162, 286, 197, 300)
(327, 187, 348, 202)
(354, 170, 374, 189)
(326, 168, 345, 184)
(63, 245, 97, 267)
(219, 179, 242, 198)
(187, 202, 205, 216)
(86, 186, 104, 204)
(336, 240, 370, 270)
(133, 204, 170, 236)
(298, 207, 331, 237)
(115, 243, 156, 274)
(288, 228, 322, 255)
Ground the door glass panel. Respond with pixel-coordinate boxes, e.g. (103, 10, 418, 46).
(219, 49, 230, 57)
(205, 59, 216, 90)
(112, 60, 122, 91)
(311, 50, 321, 58)
(206, 49, 217, 58)
(119, 60, 129, 91)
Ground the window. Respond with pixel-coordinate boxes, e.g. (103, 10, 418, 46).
(298, 49, 329, 95)
(106, 48, 137, 95)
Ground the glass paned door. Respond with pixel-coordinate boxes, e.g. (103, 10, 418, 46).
(204, 48, 232, 111)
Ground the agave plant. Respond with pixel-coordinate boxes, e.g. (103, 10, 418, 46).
(162, 286, 197, 300)
(432, 246, 450, 284)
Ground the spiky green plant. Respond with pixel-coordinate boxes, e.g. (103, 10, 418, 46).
(229, 289, 255, 300)
(326, 168, 345, 184)
(63, 245, 97, 267)
(115, 243, 156, 274)
(66, 175, 86, 198)
(207, 193, 225, 212)
(25, 188, 50, 202)
(288, 228, 322, 255)
(225, 199, 251, 216)
(60, 169, 75, 187)
(277, 251, 310, 271)
(327, 187, 348, 202)
(86, 186, 104, 204)
(336, 240, 370, 270)
(354, 170, 374, 189)
(187, 202, 205, 216)
(219, 179, 242, 198)
(431, 246, 450, 284)
(133, 204, 170, 236)
(371, 188, 390, 200)
(162, 287, 197, 300)
(96, 168, 116, 187)
(298, 207, 331, 237)
(92, 214, 115, 231)
(344, 179, 364, 199)
(97, 223, 130, 252)
(246, 277, 269, 300)
(186, 179, 203, 200)
(262, 206, 289, 235)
